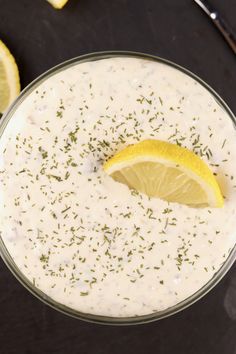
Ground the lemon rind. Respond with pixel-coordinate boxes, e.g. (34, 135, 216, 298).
(47, 0, 69, 9)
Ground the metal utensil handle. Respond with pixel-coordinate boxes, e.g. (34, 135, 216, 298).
(212, 12, 236, 55)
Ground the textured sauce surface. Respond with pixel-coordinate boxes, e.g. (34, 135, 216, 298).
(0, 57, 236, 317)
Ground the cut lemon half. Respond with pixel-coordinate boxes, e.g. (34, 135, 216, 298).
(47, 0, 69, 9)
(104, 140, 223, 208)
(0, 40, 20, 115)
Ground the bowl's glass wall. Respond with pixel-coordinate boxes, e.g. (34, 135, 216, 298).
(0, 51, 235, 325)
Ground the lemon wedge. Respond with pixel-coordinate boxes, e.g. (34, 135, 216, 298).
(0, 40, 20, 115)
(104, 140, 223, 208)
(47, 0, 69, 9)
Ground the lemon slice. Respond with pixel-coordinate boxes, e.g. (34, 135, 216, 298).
(0, 40, 20, 115)
(47, 0, 69, 9)
(104, 140, 223, 208)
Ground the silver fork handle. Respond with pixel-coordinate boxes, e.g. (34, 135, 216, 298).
(210, 11, 236, 55)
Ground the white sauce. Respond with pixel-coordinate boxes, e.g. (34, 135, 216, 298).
(0, 57, 236, 317)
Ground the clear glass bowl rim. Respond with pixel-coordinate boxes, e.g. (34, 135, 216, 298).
(0, 50, 235, 325)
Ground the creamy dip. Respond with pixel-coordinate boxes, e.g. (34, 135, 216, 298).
(0, 57, 236, 317)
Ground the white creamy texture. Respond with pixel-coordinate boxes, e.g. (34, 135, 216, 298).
(0, 57, 236, 317)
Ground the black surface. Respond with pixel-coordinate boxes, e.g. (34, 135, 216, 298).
(0, 1, 236, 353)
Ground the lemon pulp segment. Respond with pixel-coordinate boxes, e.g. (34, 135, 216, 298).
(104, 140, 223, 208)
(0, 40, 20, 114)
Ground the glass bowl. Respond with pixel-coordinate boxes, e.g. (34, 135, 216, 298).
(0, 51, 235, 325)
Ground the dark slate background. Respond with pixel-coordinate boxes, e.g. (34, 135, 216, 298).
(0, 1, 236, 353)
